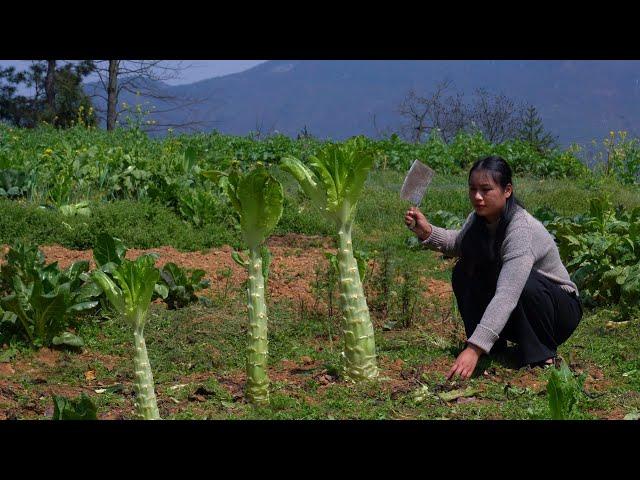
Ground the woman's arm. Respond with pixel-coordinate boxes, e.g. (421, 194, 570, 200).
(419, 212, 475, 258)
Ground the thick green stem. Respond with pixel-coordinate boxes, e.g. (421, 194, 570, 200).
(132, 327, 160, 420)
(337, 222, 378, 381)
(245, 248, 270, 405)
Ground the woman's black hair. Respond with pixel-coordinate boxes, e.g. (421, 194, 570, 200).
(458, 156, 525, 278)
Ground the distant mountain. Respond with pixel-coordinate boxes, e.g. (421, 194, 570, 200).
(87, 60, 640, 147)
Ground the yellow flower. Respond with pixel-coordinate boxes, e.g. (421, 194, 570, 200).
(44, 148, 53, 156)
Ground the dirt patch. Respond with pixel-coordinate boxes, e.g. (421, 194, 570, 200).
(580, 365, 614, 393)
(420, 278, 452, 301)
(0, 363, 15, 377)
(11, 237, 456, 318)
(503, 369, 545, 392)
(37, 237, 340, 310)
(266, 234, 334, 249)
(589, 406, 628, 420)
(35, 348, 61, 367)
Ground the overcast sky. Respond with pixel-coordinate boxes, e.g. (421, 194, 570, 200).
(0, 60, 268, 88)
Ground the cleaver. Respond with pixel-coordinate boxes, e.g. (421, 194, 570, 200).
(400, 159, 435, 230)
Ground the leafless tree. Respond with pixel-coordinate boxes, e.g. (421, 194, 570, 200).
(398, 80, 527, 144)
(251, 115, 279, 139)
(397, 79, 467, 143)
(469, 88, 524, 143)
(87, 60, 216, 132)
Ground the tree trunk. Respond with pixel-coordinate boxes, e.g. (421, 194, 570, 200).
(107, 60, 119, 131)
(45, 60, 56, 121)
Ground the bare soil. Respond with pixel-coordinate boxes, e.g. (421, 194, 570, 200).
(0, 236, 628, 420)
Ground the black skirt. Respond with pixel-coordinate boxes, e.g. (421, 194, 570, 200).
(451, 258, 583, 366)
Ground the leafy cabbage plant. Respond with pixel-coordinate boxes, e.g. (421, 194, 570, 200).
(280, 136, 378, 381)
(92, 255, 161, 419)
(0, 242, 98, 348)
(203, 165, 283, 405)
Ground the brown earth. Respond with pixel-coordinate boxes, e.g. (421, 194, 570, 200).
(0, 237, 626, 420)
(29, 234, 453, 316)
(34, 235, 341, 310)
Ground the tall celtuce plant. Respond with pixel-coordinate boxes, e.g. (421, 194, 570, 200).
(280, 136, 378, 381)
(92, 255, 161, 420)
(203, 165, 283, 405)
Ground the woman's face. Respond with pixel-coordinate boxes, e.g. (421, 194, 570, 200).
(468, 169, 512, 223)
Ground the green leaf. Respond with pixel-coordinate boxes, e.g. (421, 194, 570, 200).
(59, 202, 91, 218)
(236, 166, 284, 249)
(94, 234, 127, 268)
(92, 270, 125, 314)
(342, 141, 375, 208)
(51, 393, 97, 420)
(309, 152, 339, 212)
(260, 245, 272, 282)
(437, 386, 478, 402)
(111, 255, 159, 327)
(154, 283, 169, 300)
(201, 169, 226, 184)
(232, 250, 248, 268)
(283, 139, 374, 225)
(280, 156, 326, 210)
(30, 289, 67, 344)
(52, 332, 84, 348)
(77, 280, 103, 301)
(546, 363, 582, 420)
(221, 171, 242, 213)
(67, 301, 99, 312)
(1, 293, 34, 342)
(184, 146, 197, 172)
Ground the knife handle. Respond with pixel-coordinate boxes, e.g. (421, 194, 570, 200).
(407, 208, 417, 231)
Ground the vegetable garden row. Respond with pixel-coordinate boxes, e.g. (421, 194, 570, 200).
(1, 124, 640, 419)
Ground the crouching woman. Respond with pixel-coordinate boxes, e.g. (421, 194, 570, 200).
(405, 156, 582, 380)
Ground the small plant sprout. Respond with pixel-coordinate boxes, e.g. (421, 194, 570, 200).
(202, 165, 284, 405)
(280, 136, 379, 381)
(92, 255, 161, 420)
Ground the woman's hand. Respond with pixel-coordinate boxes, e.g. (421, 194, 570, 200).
(446, 344, 484, 380)
(404, 206, 432, 241)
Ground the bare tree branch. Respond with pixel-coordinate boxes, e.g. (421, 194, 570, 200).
(397, 80, 526, 144)
(89, 60, 214, 132)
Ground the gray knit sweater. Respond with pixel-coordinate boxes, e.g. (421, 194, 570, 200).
(422, 206, 578, 353)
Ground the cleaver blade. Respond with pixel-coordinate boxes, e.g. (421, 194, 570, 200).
(400, 159, 435, 206)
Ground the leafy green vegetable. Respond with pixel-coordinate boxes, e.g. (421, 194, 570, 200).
(281, 137, 379, 381)
(546, 363, 586, 420)
(51, 393, 97, 420)
(212, 165, 283, 405)
(92, 254, 161, 419)
(546, 195, 640, 317)
(0, 242, 98, 348)
(59, 201, 91, 218)
(93, 233, 127, 271)
(158, 262, 210, 309)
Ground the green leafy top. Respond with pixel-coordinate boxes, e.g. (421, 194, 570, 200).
(93, 233, 127, 271)
(546, 363, 586, 420)
(206, 166, 283, 249)
(92, 255, 160, 329)
(280, 136, 375, 225)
